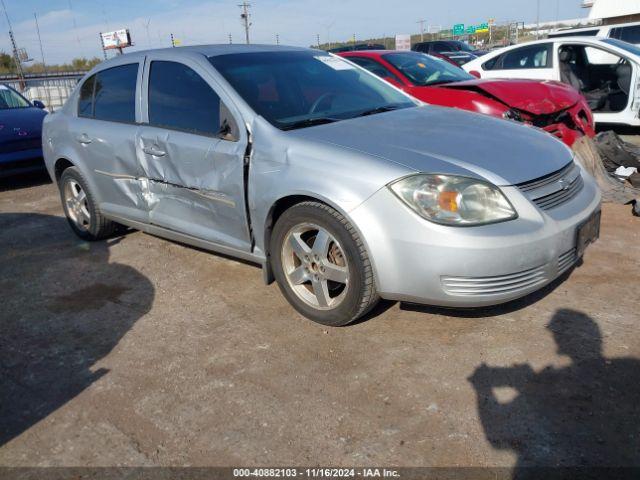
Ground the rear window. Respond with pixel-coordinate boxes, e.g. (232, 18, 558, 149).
(610, 25, 640, 44)
(486, 44, 552, 70)
(82, 64, 138, 123)
(94, 64, 138, 122)
(78, 75, 95, 117)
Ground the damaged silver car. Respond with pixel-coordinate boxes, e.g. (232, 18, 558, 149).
(43, 45, 601, 326)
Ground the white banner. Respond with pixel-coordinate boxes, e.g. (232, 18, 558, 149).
(101, 29, 131, 49)
(395, 34, 411, 51)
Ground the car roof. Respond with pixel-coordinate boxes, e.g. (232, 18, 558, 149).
(94, 44, 314, 68)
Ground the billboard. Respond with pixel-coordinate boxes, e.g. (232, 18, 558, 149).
(101, 29, 132, 50)
(395, 34, 411, 51)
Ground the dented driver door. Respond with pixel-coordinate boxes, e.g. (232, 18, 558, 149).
(137, 57, 251, 252)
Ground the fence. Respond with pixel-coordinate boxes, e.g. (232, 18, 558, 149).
(0, 71, 87, 112)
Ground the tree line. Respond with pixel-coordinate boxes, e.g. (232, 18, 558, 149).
(0, 51, 102, 75)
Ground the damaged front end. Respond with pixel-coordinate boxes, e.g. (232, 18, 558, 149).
(504, 102, 595, 147)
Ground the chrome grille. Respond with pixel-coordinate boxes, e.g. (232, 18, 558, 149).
(516, 162, 584, 211)
(441, 265, 547, 296)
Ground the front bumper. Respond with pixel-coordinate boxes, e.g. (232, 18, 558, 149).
(349, 167, 601, 307)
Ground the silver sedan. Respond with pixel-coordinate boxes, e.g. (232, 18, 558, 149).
(43, 45, 601, 326)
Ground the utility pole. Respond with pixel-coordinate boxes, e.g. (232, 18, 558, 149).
(1, 0, 25, 87)
(275, 34, 279, 45)
(171, 33, 175, 47)
(417, 19, 426, 42)
(238, 2, 251, 44)
(316, 33, 320, 49)
(228, 33, 233, 44)
(536, 0, 541, 40)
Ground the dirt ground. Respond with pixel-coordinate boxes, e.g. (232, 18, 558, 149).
(0, 172, 638, 470)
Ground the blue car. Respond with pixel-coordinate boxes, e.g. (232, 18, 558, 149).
(0, 84, 47, 177)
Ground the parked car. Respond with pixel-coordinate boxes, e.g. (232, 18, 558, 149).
(340, 50, 595, 147)
(43, 45, 601, 326)
(413, 40, 489, 61)
(463, 37, 640, 128)
(548, 21, 640, 45)
(0, 84, 47, 178)
(327, 43, 386, 53)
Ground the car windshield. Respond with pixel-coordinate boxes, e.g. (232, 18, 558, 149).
(0, 85, 31, 109)
(383, 52, 474, 86)
(602, 38, 640, 56)
(209, 51, 416, 130)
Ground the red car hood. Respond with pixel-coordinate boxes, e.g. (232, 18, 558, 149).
(441, 79, 581, 115)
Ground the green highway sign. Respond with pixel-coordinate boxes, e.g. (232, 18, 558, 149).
(453, 24, 465, 35)
(466, 25, 476, 34)
(476, 22, 489, 33)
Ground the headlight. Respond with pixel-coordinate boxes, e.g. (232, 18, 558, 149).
(389, 174, 517, 226)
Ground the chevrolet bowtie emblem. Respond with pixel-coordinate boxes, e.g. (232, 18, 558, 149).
(558, 178, 570, 191)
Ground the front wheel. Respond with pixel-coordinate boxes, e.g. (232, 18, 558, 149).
(271, 201, 379, 326)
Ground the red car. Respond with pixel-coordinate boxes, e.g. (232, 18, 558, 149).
(339, 50, 595, 147)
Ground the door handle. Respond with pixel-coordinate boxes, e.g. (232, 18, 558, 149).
(143, 145, 166, 157)
(76, 133, 92, 144)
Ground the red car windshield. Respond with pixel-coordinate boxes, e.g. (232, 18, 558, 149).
(383, 52, 474, 86)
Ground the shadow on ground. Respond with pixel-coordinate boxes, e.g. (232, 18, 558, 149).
(469, 309, 640, 478)
(0, 170, 51, 193)
(0, 213, 154, 447)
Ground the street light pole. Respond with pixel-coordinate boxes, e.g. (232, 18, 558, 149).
(417, 19, 426, 42)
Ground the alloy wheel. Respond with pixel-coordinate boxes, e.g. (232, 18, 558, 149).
(281, 223, 350, 310)
(64, 179, 91, 231)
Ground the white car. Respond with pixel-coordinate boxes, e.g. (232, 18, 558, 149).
(463, 37, 640, 127)
(548, 21, 640, 45)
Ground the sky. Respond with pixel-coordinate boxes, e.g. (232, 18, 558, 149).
(0, 0, 587, 65)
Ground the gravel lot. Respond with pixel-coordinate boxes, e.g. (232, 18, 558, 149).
(0, 172, 638, 470)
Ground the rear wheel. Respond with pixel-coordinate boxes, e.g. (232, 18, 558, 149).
(59, 166, 118, 240)
(271, 201, 378, 326)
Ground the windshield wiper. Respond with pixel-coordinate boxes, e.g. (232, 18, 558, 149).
(355, 105, 401, 118)
(281, 117, 340, 131)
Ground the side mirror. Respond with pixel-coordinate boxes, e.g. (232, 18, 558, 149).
(217, 119, 236, 142)
(32, 100, 46, 109)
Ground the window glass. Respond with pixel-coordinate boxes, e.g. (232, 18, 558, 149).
(584, 46, 622, 65)
(93, 64, 138, 123)
(78, 75, 95, 117)
(0, 85, 31, 110)
(148, 61, 221, 136)
(615, 25, 640, 44)
(347, 57, 402, 83)
(209, 51, 415, 131)
(383, 52, 474, 86)
(496, 44, 552, 69)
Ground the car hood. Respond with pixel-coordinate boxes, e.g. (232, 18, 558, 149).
(287, 105, 573, 186)
(441, 79, 582, 115)
(0, 107, 47, 141)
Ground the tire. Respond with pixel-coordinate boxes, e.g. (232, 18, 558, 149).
(271, 201, 379, 326)
(59, 166, 118, 241)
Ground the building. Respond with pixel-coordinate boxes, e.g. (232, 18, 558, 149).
(585, 0, 640, 25)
